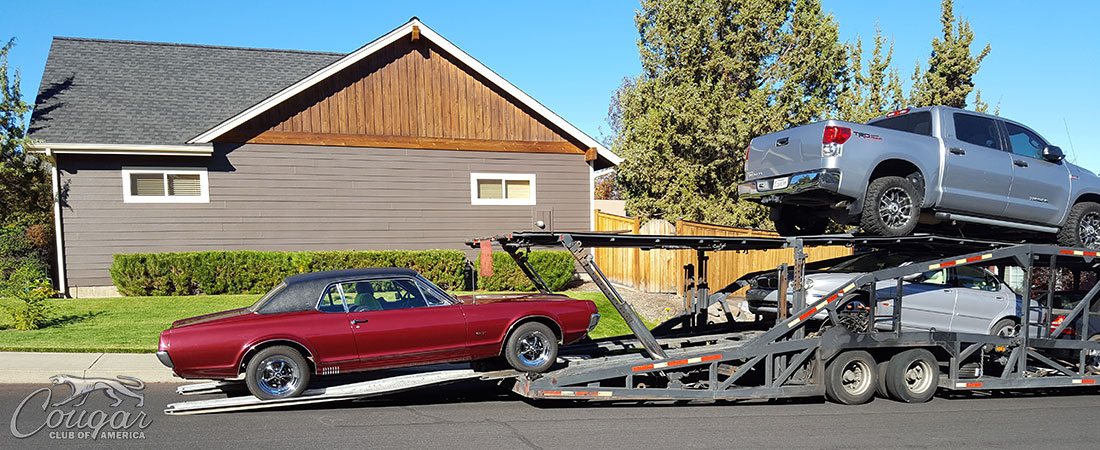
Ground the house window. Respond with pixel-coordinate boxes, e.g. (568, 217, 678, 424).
(122, 167, 209, 203)
(471, 173, 536, 205)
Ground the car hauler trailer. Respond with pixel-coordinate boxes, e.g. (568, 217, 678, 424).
(473, 232, 1100, 404)
(167, 232, 1100, 414)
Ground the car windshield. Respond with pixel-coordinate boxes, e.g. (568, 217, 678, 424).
(824, 253, 920, 273)
(247, 282, 287, 313)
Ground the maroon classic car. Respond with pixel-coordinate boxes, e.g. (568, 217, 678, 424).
(157, 268, 600, 399)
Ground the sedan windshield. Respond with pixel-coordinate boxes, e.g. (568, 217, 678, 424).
(825, 253, 922, 273)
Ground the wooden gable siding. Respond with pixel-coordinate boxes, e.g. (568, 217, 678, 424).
(220, 38, 585, 155)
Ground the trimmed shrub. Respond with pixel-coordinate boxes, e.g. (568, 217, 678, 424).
(110, 250, 466, 296)
(477, 250, 575, 292)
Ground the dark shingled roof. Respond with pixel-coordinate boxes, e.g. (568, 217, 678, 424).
(28, 37, 345, 145)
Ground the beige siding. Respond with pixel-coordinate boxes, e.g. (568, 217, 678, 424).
(59, 143, 590, 288)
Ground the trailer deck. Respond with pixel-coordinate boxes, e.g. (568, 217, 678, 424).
(168, 232, 1100, 413)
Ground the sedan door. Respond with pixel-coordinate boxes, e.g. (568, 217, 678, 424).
(341, 278, 468, 369)
(938, 112, 1013, 217)
(950, 266, 1012, 334)
(876, 268, 957, 331)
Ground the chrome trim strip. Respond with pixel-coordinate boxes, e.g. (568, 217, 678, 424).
(738, 169, 842, 199)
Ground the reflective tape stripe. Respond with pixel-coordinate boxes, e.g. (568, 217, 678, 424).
(929, 254, 992, 270)
(955, 381, 983, 388)
(632, 354, 722, 372)
(1072, 379, 1096, 384)
(539, 390, 613, 397)
(1060, 249, 1100, 257)
(787, 285, 855, 328)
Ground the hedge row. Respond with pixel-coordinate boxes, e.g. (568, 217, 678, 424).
(477, 251, 575, 292)
(110, 250, 466, 296)
(109, 249, 576, 296)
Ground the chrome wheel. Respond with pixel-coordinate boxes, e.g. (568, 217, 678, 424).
(256, 356, 301, 397)
(841, 359, 873, 396)
(516, 332, 552, 368)
(878, 187, 913, 229)
(903, 359, 935, 394)
(1079, 212, 1100, 249)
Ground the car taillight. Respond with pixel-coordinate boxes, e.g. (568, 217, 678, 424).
(1051, 315, 1075, 336)
(822, 126, 852, 144)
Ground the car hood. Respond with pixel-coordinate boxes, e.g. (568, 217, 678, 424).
(455, 293, 575, 305)
(171, 308, 251, 328)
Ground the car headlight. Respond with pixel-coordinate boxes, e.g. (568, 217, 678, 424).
(788, 278, 814, 290)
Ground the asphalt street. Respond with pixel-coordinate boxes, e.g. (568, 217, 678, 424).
(3, 376, 1099, 450)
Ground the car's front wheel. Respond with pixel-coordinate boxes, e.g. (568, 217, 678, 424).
(1057, 202, 1100, 249)
(504, 322, 558, 373)
(245, 345, 310, 400)
(861, 176, 921, 237)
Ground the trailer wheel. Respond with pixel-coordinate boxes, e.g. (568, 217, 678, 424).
(1085, 335, 1100, 374)
(860, 176, 920, 237)
(885, 349, 938, 403)
(876, 361, 890, 398)
(504, 322, 558, 373)
(825, 351, 877, 405)
(245, 345, 310, 400)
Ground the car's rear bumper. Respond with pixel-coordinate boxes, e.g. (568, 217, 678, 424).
(739, 169, 844, 206)
(156, 350, 174, 368)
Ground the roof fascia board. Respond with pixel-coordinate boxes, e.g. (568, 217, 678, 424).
(187, 19, 622, 166)
(30, 142, 214, 156)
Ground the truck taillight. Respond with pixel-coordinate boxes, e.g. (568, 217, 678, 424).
(822, 126, 851, 144)
(886, 108, 910, 117)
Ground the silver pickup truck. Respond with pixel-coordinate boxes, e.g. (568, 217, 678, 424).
(738, 106, 1100, 248)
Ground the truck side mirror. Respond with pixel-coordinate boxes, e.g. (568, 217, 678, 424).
(1042, 145, 1065, 162)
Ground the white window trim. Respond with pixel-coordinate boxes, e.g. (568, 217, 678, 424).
(122, 167, 210, 204)
(470, 173, 536, 206)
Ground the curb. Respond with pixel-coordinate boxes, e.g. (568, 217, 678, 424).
(0, 352, 182, 384)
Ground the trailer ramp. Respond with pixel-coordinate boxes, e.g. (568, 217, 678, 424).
(165, 369, 486, 415)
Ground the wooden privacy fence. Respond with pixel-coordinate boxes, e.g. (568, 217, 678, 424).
(593, 210, 853, 294)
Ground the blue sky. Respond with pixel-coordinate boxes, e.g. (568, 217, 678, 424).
(3, 1, 1098, 168)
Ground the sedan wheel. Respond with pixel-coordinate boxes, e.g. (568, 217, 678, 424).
(504, 322, 558, 373)
(245, 346, 310, 400)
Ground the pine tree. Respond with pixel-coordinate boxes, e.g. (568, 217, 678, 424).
(838, 26, 906, 123)
(610, 0, 846, 227)
(909, 0, 991, 108)
(1, 38, 52, 225)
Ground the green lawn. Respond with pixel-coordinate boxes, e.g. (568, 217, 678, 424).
(0, 291, 645, 353)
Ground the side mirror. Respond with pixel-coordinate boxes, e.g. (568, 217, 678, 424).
(902, 273, 922, 282)
(1042, 145, 1065, 162)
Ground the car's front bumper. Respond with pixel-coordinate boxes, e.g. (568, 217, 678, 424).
(738, 169, 842, 204)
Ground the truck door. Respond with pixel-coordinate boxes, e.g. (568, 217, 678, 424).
(939, 113, 1013, 217)
(1001, 121, 1071, 225)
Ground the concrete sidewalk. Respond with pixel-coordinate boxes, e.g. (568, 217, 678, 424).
(0, 352, 181, 384)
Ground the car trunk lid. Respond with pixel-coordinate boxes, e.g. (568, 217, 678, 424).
(454, 293, 573, 305)
(171, 308, 251, 328)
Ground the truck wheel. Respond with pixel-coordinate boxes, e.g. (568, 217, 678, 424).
(876, 361, 890, 398)
(504, 322, 558, 373)
(1057, 202, 1100, 249)
(1085, 335, 1100, 374)
(245, 346, 310, 400)
(825, 350, 877, 405)
(771, 206, 829, 236)
(861, 176, 920, 237)
(884, 349, 938, 403)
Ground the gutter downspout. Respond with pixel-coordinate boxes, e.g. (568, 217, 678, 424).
(589, 161, 595, 231)
(48, 148, 67, 296)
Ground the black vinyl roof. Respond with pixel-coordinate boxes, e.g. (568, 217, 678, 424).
(283, 267, 420, 286)
(254, 267, 421, 315)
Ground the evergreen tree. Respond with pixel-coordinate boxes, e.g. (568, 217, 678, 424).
(1, 38, 52, 225)
(909, 0, 991, 108)
(610, 0, 846, 227)
(838, 26, 905, 123)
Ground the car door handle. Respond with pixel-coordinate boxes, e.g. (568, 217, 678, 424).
(351, 319, 368, 325)
(1014, 160, 1029, 167)
(949, 147, 965, 155)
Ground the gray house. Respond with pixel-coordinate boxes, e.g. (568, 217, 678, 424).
(28, 19, 619, 297)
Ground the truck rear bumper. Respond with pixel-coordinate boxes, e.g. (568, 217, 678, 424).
(739, 169, 843, 204)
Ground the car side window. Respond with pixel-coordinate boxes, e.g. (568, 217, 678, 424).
(1004, 122, 1047, 160)
(953, 113, 1003, 150)
(417, 280, 452, 306)
(956, 266, 1000, 292)
(343, 278, 428, 312)
(318, 284, 347, 313)
(915, 268, 949, 286)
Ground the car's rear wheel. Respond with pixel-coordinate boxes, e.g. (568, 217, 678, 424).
(504, 322, 558, 373)
(245, 346, 310, 400)
(884, 349, 938, 403)
(771, 205, 829, 236)
(861, 176, 921, 237)
(990, 318, 1017, 337)
(1057, 202, 1100, 249)
(825, 350, 877, 405)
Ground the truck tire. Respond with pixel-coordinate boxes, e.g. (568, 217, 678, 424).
(1057, 202, 1100, 249)
(825, 350, 877, 405)
(771, 206, 829, 236)
(861, 176, 921, 237)
(884, 349, 938, 403)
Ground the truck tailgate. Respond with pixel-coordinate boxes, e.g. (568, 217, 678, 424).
(744, 122, 829, 181)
